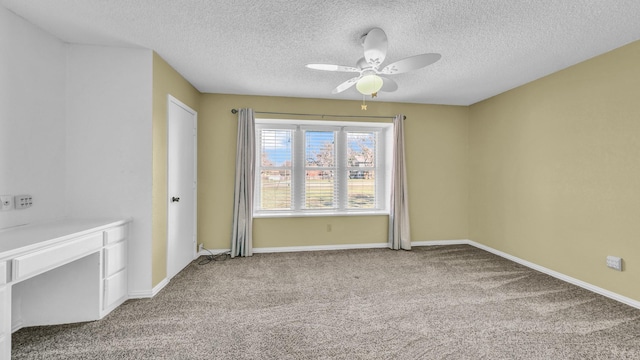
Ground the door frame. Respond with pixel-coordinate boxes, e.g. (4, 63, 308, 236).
(166, 94, 197, 279)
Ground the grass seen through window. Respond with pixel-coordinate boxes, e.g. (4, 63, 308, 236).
(260, 174, 375, 210)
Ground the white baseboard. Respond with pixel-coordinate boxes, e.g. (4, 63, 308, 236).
(11, 320, 24, 333)
(128, 278, 169, 299)
(254, 242, 389, 253)
(197, 248, 230, 257)
(151, 278, 169, 297)
(411, 239, 470, 247)
(128, 290, 153, 299)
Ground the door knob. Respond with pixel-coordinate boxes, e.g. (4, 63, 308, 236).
(171, 197, 180, 202)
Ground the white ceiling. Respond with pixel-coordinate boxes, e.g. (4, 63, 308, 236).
(3, 0, 640, 105)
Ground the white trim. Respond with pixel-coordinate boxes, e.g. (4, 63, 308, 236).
(12, 321, 24, 333)
(253, 210, 389, 218)
(253, 243, 388, 253)
(197, 248, 230, 257)
(411, 239, 470, 247)
(151, 278, 170, 297)
(127, 290, 152, 299)
(128, 278, 169, 299)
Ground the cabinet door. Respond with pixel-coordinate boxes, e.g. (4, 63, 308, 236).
(104, 270, 127, 311)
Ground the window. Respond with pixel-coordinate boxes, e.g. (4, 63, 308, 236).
(255, 119, 392, 216)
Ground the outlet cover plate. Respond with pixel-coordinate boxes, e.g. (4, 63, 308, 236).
(606, 255, 623, 271)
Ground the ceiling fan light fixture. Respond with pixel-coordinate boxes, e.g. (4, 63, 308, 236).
(356, 74, 383, 95)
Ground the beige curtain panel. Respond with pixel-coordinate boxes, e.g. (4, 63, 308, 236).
(389, 114, 411, 250)
(231, 108, 256, 257)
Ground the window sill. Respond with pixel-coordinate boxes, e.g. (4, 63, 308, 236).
(253, 210, 389, 219)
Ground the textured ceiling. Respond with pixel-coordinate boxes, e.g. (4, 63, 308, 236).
(2, 0, 640, 105)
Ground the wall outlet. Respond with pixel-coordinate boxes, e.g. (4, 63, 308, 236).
(0, 195, 13, 211)
(198, 243, 204, 252)
(606, 255, 623, 271)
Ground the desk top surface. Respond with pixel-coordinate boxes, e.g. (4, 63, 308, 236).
(0, 218, 129, 258)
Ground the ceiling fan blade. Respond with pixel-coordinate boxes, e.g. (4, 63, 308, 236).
(379, 77, 398, 92)
(331, 76, 361, 94)
(306, 64, 360, 73)
(380, 53, 441, 75)
(363, 28, 388, 68)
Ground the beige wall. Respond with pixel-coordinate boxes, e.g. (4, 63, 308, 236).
(152, 53, 201, 286)
(198, 94, 469, 250)
(469, 40, 640, 300)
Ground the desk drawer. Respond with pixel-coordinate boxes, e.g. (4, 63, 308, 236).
(104, 241, 127, 277)
(104, 225, 127, 245)
(12, 233, 103, 282)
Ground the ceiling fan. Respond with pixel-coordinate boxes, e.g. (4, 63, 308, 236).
(305, 28, 441, 97)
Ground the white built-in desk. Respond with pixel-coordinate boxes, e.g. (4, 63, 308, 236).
(0, 218, 130, 358)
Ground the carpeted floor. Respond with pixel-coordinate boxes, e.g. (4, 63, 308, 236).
(12, 245, 640, 359)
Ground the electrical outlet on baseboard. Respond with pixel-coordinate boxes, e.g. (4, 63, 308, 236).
(198, 243, 204, 252)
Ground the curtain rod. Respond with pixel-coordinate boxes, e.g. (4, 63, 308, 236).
(230, 109, 406, 120)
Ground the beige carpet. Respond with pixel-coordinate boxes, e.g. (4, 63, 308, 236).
(12, 245, 640, 359)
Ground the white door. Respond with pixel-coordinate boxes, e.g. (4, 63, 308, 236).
(167, 95, 197, 280)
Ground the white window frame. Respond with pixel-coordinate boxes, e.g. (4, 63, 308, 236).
(254, 118, 392, 217)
